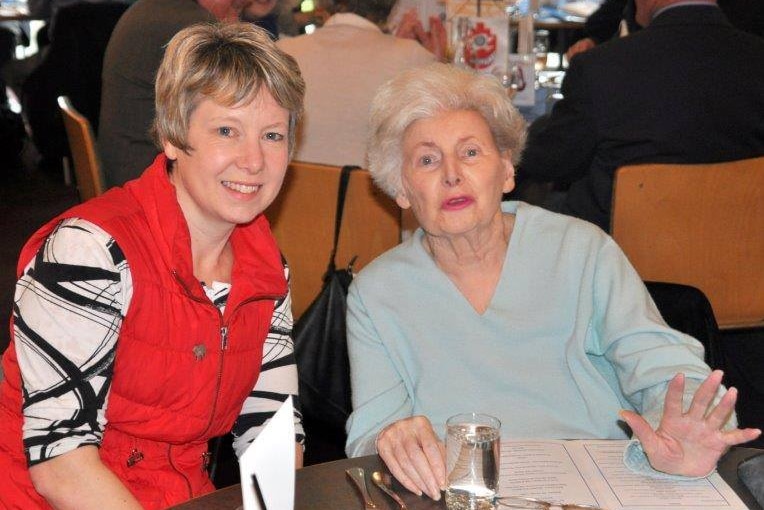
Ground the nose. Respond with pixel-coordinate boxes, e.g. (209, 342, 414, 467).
(442, 158, 463, 187)
(237, 141, 264, 173)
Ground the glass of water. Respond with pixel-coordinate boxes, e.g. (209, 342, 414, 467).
(445, 413, 501, 510)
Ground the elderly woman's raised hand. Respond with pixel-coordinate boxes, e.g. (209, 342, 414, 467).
(376, 415, 447, 500)
(620, 370, 762, 477)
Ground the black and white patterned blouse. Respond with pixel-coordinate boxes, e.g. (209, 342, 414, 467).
(13, 218, 304, 466)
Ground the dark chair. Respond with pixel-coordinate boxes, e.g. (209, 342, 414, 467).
(645, 281, 720, 368)
(645, 284, 763, 448)
(716, 327, 764, 448)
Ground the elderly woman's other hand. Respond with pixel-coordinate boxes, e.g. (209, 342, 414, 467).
(620, 370, 762, 477)
(376, 415, 447, 500)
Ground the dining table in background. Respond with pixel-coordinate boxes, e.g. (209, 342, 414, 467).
(170, 446, 764, 510)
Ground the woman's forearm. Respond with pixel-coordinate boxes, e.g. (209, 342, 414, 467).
(29, 445, 143, 510)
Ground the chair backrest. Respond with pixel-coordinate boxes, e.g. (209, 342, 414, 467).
(265, 162, 401, 319)
(611, 158, 764, 329)
(57, 95, 104, 202)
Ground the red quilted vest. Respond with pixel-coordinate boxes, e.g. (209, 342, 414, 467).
(0, 155, 287, 509)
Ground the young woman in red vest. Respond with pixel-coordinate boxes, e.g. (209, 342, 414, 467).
(0, 22, 305, 509)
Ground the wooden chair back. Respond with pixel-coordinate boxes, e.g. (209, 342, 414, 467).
(265, 162, 401, 319)
(57, 95, 104, 202)
(611, 158, 764, 329)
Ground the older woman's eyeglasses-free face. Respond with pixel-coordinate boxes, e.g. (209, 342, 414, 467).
(396, 109, 515, 239)
(164, 89, 290, 236)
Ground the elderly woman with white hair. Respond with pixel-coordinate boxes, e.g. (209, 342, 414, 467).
(344, 63, 760, 501)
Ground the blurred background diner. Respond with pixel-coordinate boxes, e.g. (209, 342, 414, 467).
(97, 0, 256, 188)
(241, 0, 281, 38)
(276, 0, 441, 167)
(566, 0, 764, 59)
(515, 0, 764, 232)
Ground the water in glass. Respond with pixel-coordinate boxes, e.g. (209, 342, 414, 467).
(445, 415, 501, 510)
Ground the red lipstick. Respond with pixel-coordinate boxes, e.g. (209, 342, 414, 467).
(442, 195, 474, 211)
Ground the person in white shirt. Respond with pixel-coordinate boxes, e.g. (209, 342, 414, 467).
(276, 0, 438, 167)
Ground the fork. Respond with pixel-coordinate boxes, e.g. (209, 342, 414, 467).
(371, 471, 409, 510)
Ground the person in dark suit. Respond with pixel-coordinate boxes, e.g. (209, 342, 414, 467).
(517, 0, 764, 232)
(566, 0, 763, 59)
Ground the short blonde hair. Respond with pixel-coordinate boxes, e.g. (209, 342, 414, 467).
(367, 63, 527, 198)
(153, 22, 305, 157)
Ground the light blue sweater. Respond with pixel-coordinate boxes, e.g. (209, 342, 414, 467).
(345, 202, 717, 466)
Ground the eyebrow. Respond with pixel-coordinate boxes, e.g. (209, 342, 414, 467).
(412, 135, 480, 149)
(261, 121, 289, 130)
(207, 116, 288, 130)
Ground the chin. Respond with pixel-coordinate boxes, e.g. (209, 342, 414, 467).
(223, 207, 265, 227)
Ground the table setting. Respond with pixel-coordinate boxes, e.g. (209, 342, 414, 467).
(170, 406, 763, 510)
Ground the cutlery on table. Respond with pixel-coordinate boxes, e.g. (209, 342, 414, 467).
(346, 467, 378, 509)
(371, 471, 408, 510)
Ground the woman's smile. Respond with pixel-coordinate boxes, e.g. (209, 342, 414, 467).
(221, 180, 262, 196)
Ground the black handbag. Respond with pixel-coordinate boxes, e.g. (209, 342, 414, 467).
(293, 165, 359, 447)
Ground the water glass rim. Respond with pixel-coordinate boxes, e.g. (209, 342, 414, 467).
(496, 495, 605, 510)
(446, 412, 502, 429)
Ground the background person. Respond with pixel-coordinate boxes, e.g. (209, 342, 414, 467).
(242, 0, 280, 38)
(0, 22, 305, 509)
(389, 0, 447, 61)
(98, 0, 254, 188)
(517, 0, 764, 232)
(565, 0, 637, 60)
(344, 63, 761, 501)
(276, 0, 437, 167)
(566, 0, 764, 60)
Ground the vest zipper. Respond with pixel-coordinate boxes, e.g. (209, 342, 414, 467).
(220, 326, 228, 350)
(198, 294, 284, 441)
(172, 269, 285, 445)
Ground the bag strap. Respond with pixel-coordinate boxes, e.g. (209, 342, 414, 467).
(326, 165, 360, 274)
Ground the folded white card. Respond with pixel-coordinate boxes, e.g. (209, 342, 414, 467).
(239, 396, 295, 510)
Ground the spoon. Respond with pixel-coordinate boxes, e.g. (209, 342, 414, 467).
(346, 467, 378, 509)
(371, 471, 408, 510)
